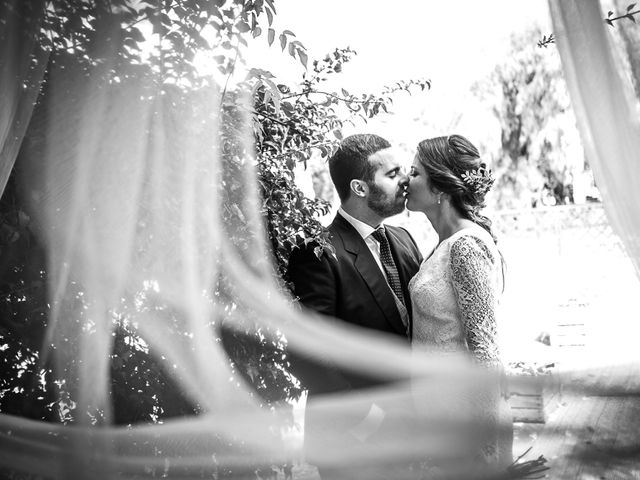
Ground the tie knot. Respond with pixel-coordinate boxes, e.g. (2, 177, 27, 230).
(371, 226, 387, 243)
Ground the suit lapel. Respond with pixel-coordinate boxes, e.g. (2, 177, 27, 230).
(331, 215, 407, 335)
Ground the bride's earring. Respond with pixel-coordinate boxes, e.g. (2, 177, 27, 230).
(437, 194, 442, 205)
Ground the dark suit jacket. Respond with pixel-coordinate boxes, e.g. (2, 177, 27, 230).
(287, 213, 423, 396)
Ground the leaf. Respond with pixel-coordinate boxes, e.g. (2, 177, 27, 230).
(252, 26, 262, 38)
(280, 33, 287, 51)
(268, 28, 275, 46)
(236, 21, 251, 33)
(129, 27, 145, 42)
(628, 13, 637, 21)
(246, 366, 259, 382)
(281, 102, 294, 115)
(266, 7, 274, 25)
(263, 78, 282, 112)
(298, 49, 308, 68)
(248, 67, 275, 79)
(288, 42, 296, 57)
(123, 37, 138, 49)
(608, 10, 614, 16)
(628, 3, 636, 11)
(606, 18, 614, 26)
(282, 29, 295, 36)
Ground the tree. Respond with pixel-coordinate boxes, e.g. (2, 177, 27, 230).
(473, 26, 584, 208)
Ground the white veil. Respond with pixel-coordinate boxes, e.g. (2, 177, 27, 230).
(0, 2, 478, 479)
(0, 0, 638, 478)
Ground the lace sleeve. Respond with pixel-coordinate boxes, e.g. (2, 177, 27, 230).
(449, 236, 501, 368)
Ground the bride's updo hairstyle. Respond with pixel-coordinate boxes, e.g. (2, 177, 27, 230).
(416, 134, 497, 242)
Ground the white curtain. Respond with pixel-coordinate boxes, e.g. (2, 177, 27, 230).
(0, 0, 49, 195)
(550, 0, 640, 278)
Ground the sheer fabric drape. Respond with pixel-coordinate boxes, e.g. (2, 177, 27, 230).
(0, 1, 639, 479)
(0, 0, 48, 196)
(0, 4, 451, 479)
(550, 0, 640, 278)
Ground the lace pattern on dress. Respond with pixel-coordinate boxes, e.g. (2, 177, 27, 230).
(449, 235, 501, 368)
(449, 234, 502, 463)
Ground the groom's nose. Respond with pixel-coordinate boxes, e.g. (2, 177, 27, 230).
(398, 171, 409, 188)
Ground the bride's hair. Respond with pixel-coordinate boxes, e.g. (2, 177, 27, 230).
(416, 134, 497, 243)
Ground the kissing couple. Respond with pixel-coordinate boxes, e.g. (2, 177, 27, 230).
(287, 133, 513, 479)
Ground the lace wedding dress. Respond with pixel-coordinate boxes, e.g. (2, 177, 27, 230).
(409, 225, 512, 467)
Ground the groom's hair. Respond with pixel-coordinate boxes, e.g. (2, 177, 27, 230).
(329, 134, 391, 202)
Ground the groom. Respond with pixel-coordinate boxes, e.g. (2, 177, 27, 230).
(287, 134, 422, 478)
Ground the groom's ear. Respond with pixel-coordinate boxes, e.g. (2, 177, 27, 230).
(350, 179, 367, 198)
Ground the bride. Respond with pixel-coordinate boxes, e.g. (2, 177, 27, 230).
(405, 134, 513, 470)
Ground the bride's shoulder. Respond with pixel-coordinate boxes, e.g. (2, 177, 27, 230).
(447, 228, 498, 263)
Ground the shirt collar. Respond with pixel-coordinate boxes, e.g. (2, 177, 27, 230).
(338, 207, 382, 240)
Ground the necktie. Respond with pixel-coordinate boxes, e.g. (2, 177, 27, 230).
(371, 226, 406, 306)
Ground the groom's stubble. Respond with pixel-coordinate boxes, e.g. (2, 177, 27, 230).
(367, 181, 406, 219)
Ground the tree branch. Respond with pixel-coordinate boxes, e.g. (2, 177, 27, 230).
(221, 35, 241, 101)
(606, 8, 640, 25)
(255, 111, 290, 126)
(281, 89, 382, 109)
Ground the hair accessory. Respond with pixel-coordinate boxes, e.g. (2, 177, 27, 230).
(460, 166, 494, 195)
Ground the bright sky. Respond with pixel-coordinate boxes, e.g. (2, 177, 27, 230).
(248, 1, 550, 86)
(241, 0, 552, 150)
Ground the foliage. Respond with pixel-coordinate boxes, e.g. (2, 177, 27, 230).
(1, 0, 306, 424)
(473, 27, 584, 209)
(247, 47, 428, 276)
(20, 0, 307, 85)
(0, 0, 430, 440)
(537, 34, 555, 48)
(0, 176, 58, 421)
